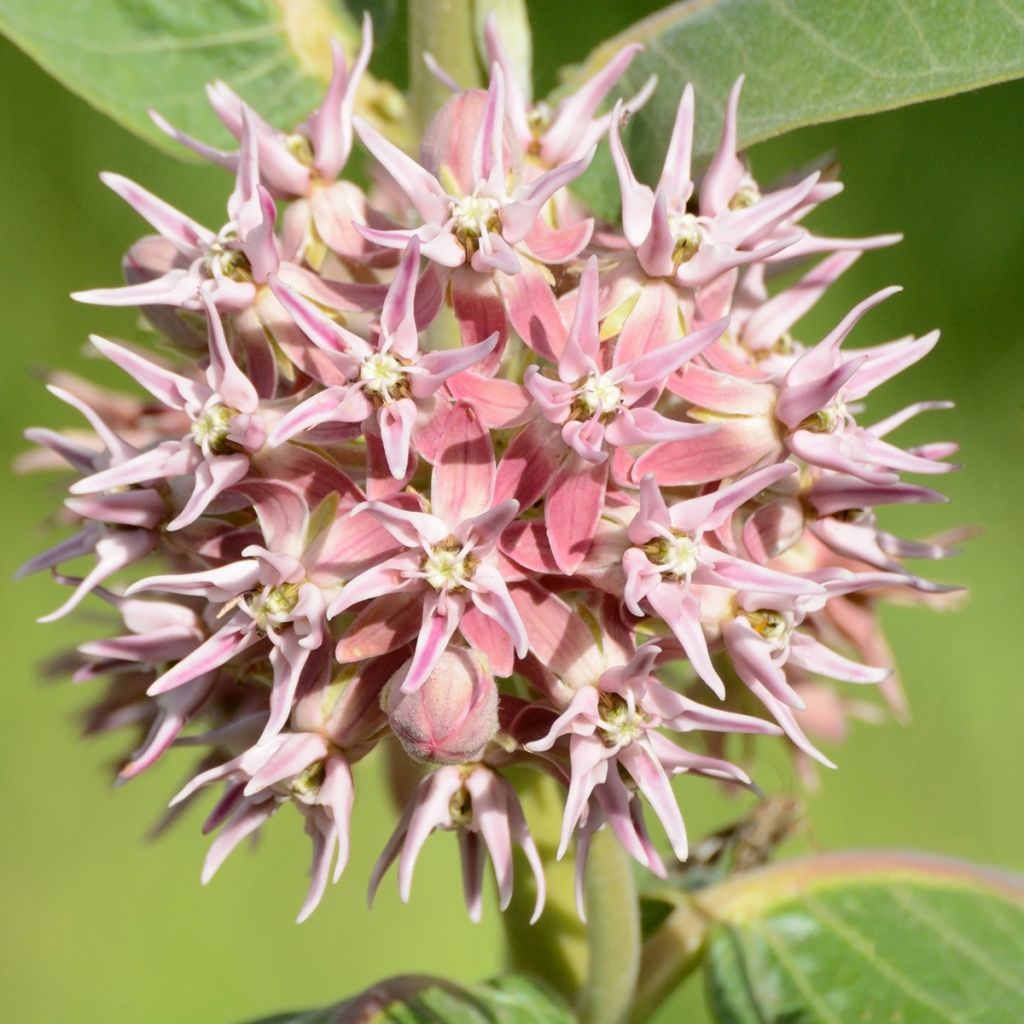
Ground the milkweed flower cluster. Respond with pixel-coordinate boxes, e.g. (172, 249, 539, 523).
(21, 17, 961, 922)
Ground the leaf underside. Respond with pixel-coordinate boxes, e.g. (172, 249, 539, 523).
(703, 854, 1024, 1024)
(243, 974, 577, 1024)
(0, 0, 353, 155)
(566, 0, 1024, 217)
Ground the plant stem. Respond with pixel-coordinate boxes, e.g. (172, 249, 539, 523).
(408, 0, 483, 137)
(578, 829, 641, 1024)
(503, 773, 589, 1000)
(630, 893, 711, 1023)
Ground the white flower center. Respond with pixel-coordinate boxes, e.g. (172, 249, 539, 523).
(656, 532, 699, 579)
(359, 351, 407, 401)
(422, 545, 473, 592)
(191, 403, 236, 452)
(450, 193, 501, 240)
(597, 692, 648, 747)
(207, 225, 250, 280)
(577, 373, 623, 416)
(248, 583, 301, 631)
(667, 211, 702, 265)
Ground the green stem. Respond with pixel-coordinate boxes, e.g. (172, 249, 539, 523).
(630, 893, 711, 1023)
(578, 829, 641, 1024)
(503, 773, 589, 1000)
(408, 0, 483, 137)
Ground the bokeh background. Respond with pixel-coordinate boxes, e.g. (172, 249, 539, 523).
(1, 2, 1022, 1021)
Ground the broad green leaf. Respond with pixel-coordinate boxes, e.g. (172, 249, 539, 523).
(241, 973, 577, 1024)
(700, 851, 1024, 1024)
(0, 0, 402, 156)
(565, 0, 1024, 218)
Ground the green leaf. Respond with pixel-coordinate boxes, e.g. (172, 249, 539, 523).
(240, 973, 577, 1024)
(700, 851, 1024, 1024)
(0, 0, 396, 155)
(565, 0, 1024, 218)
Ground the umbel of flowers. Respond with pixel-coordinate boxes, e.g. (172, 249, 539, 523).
(21, 15, 960, 922)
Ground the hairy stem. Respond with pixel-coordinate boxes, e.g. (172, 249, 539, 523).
(408, 0, 483, 136)
(630, 892, 711, 1022)
(578, 829, 641, 1024)
(503, 773, 589, 1000)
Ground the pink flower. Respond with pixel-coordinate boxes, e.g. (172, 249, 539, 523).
(68, 292, 265, 529)
(73, 110, 278, 311)
(482, 15, 655, 168)
(330, 404, 528, 693)
(18, 385, 160, 620)
(128, 480, 396, 743)
(611, 81, 805, 290)
(636, 289, 955, 488)
(369, 763, 545, 923)
(22, 41, 966, 923)
(718, 575, 899, 766)
(527, 642, 775, 861)
(524, 258, 723, 463)
(173, 730, 356, 923)
(152, 15, 373, 197)
(623, 465, 823, 695)
(170, 649, 392, 921)
(509, 256, 722, 572)
(268, 239, 496, 476)
(354, 66, 594, 274)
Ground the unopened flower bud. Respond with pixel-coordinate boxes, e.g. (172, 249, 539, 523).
(386, 648, 499, 765)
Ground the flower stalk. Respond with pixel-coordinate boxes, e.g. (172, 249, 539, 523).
(503, 772, 589, 998)
(579, 829, 641, 1024)
(409, 0, 483, 135)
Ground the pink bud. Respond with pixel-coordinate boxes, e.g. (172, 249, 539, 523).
(386, 648, 499, 765)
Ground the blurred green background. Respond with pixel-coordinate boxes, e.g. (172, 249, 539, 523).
(1, 2, 1022, 1022)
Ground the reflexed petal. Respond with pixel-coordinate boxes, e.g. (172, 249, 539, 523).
(431, 402, 497, 527)
(546, 456, 608, 574)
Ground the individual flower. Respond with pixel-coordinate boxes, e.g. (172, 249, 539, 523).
(635, 288, 954, 487)
(527, 642, 776, 861)
(128, 480, 397, 742)
(268, 238, 496, 477)
(623, 465, 823, 695)
(482, 14, 655, 169)
(354, 65, 594, 274)
(68, 291, 265, 529)
(330, 403, 528, 693)
(73, 110, 278, 311)
(508, 256, 723, 572)
(171, 648, 393, 921)
(152, 14, 373, 197)
(18, 385, 160, 620)
(369, 763, 545, 923)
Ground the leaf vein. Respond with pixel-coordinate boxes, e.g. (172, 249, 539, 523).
(890, 0, 942, 69)
(754, 920, 845, 1024)
(0, 18, 282, 55)
(889, 886, 1024, 998)
(803, 893, 971, 1024)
